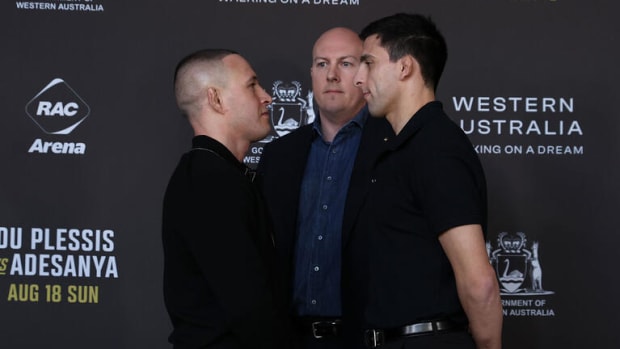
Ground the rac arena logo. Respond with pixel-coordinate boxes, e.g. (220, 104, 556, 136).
(25, 78, 89, 155)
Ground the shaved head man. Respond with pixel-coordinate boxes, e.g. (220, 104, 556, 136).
(310, 27, 366, 141)
(163, 49, 289, 349)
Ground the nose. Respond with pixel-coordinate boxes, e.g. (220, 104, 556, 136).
(327, 65, 339, 82)
(354, 68, 365, 88)
(259, 86, 272, 104)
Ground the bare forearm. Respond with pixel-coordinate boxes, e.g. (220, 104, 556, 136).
(459, 272, 503, 349)
(438, 226, 503, 349)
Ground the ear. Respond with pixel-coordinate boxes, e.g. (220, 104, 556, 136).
(398, 55, 416, 80)
(206, 87, 225, 114)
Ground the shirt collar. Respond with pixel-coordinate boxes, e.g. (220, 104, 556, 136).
(311, 105, 369, 139)
(389, 101, 443, 150)
(191, 135, 250, 175)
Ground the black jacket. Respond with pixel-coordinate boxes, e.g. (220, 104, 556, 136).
(162, 135, 288, 349)
(256, 115, 393, 347)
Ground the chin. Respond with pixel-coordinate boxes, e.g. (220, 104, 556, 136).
(367, 105, 384, 118)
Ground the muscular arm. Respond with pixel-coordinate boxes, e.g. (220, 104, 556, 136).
(438, 224, 503, 349)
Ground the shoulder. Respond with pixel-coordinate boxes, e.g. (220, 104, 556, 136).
(265, 124, 314, 149)
(411, 107, 472, 152)
(171, 151, 249, 194)
(189, 150, 236, 174)
(362, 116, 394, 138)
(259, 125, 314, 167)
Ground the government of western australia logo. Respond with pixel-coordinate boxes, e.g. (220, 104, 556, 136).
(25, 78, 90, 135)
(487, 232, 554, 295)
(265, 80, 315, 141)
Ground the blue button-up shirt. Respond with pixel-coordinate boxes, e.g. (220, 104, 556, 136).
(293, 107, 368, 317)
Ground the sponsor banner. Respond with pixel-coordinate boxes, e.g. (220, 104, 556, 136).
(451, 95, 584, 156)
(25, 79, 89, 155)
(217, 0, 360, 7)
(244, 80, 314, 166)
(0, 226, 119, 305)
(1, 0, 618, 348)
(14, 0, 105, 12)
(487, 232, 556, 318)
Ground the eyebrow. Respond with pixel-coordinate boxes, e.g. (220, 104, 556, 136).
(313, 55, 359, 62)
(360, 54, 372, 62)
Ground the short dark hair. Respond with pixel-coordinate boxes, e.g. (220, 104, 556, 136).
(360, 13, 447, 91)
(173, 49, 239, 117)
(173, 49, 238, 86)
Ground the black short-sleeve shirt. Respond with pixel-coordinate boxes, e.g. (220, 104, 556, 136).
(360, 101, 487, 329)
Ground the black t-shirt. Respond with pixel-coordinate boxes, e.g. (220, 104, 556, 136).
(359, 101, 487, 329)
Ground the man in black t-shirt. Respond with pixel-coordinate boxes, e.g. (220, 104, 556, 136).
(353, 13, 503, 349)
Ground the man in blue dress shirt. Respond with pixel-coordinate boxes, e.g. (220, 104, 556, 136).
(257, 27, 393, 348)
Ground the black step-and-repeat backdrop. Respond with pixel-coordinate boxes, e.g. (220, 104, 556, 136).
(1, 1, 619, 348)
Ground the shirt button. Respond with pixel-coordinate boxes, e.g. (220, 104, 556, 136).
(371, 178, 377, 183)
(314, 266, 320, 272)
(322, 204, 328, 210)
(311, 299, 317, 305)
(327, 176, 332, 181)
(332, 149, 337, 154)
(317, 235, 323, 241)
(384, 137, 389, 142)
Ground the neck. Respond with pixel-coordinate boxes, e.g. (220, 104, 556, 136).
(386, 89, 435, 135)
(318, 106, 363, 142)
(208, 133, 248, 162)
(192, 122, 248, 163)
